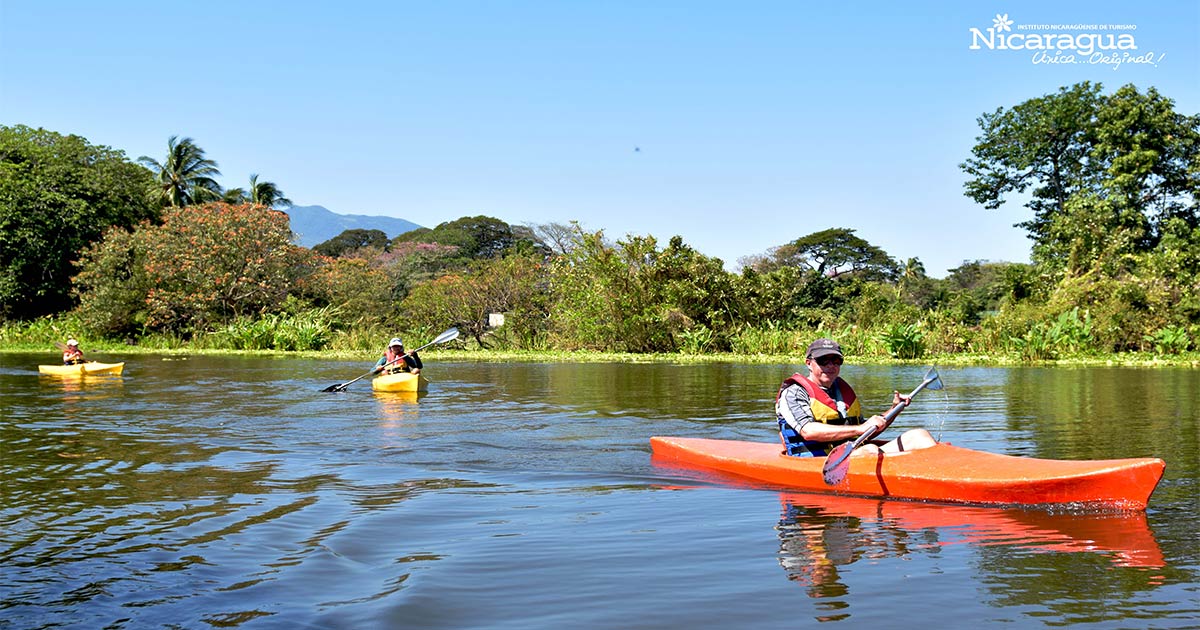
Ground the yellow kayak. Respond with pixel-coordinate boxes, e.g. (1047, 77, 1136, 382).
(39, 362, 125, 376)
(371, 372, 428, 392)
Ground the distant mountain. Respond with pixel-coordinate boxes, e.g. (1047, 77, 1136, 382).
(286, 205, 424, 248)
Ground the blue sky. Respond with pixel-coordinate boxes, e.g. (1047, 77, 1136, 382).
(2, 1, 1197, 277)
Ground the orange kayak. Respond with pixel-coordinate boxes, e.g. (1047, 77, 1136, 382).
(650, 437, 1165, 510)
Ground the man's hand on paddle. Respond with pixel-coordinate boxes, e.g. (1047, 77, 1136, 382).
(859, 415, 889, 436)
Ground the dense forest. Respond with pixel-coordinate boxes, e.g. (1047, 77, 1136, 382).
(2, 81, 1198, 361)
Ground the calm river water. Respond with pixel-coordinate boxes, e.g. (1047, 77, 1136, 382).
(2, 354, 1197, 629)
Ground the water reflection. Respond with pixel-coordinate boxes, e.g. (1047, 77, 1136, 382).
(2, 354, 1196, 628)
(38, 372, 125, 406)
(375, 390, 423, 444)
(375, 390, 423, 408)
(775, 492, 1166, 621)
(1004, 367, 1197, 460)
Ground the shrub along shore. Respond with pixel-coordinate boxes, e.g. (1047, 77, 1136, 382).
(5, 318, 1196, 368)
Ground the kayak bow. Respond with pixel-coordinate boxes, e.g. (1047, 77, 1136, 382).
(650, 437, 1165, 510)
(371, 372, 429, 392)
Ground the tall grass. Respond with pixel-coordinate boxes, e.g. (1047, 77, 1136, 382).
(730, 322, 798, 355)
(1144, 325, 1192, 354)
(204, 308, 336, 351)
(828, 327, 881, 358)
(1006, 307, 1095, 360)
(324, 323, 438, 354)
(0, 313, 90, 350)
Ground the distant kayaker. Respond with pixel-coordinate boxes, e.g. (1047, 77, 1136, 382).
(62, 339, 85, 365)
(373, 337, 422, 375)
(776, 338, 935, 457)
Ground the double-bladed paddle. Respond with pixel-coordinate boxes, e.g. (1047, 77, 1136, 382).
(821, 366, 944, 485)
(54, 341, 94, 364)
(321, 327, 460, 392)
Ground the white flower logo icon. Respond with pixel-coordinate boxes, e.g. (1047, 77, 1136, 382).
(992, 13, 1013, 32)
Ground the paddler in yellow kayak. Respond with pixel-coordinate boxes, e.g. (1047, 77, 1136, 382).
(775, 338, 936, 457)
(62, 339, 86, 365)
(372, 337, 423, 375)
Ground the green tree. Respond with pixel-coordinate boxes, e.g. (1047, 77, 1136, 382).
(961, 82, 1200, 255)
(778, 228, 900, 281)
(1141, 217, 1200, 321)
(138, 135, 223, 207)
(1034, 192, 1146, 276)
(547, 229, 736, 352)
(897, 257, 939, 309)
(733, 265, 834, 325)
(552, 230, 644, 351)
(299, 256, 394, 326)
(69, 226, 151, 335)
(221, 188, 247, 204)
(901, 257, 926, 282)
(377, 241, 462, 302)
(247, 173, 292, 209)
(221, 174, 292, 209)
(314, 229, 391, 258)
(0, 125, 159, 319)
(944, 260, 1000, 293)
(651, 235, 739, 348)
(943, 259, 1026, 314)
(393, 215, 543, 261)
(997, 263, 1044, 306)
(961, 82, 1104, 242)
(1091, 85, 1200, 233)
(402, 254, 548, 348)
(962, 82, 1200, 347)
(74, 202, 315, 333)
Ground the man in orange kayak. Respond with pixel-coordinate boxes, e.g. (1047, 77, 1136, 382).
(372, 337, 423, 375)
(776, 338, 936, 457)
(62, 339, 85, 365)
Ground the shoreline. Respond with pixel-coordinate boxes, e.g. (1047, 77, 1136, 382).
(5, 346, 1198, 368)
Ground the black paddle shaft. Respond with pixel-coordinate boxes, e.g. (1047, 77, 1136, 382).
(821, 368, 943, 484)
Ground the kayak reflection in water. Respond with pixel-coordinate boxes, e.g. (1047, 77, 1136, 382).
(775, 491, 1167, 617)
(373, 337, 423, 375)
(62, 339, 85, 365)
(775, 338, 936, 457)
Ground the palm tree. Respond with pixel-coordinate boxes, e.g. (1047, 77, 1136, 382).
(138, 136, 222, 207)
(903, 257, 926, 282)
(898, 256, 928, 301)
(247, 173, 292, 209)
